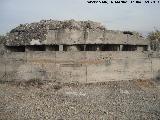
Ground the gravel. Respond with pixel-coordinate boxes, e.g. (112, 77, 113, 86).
(0, 80, 160, 120)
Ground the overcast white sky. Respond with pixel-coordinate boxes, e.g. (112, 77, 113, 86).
(0, 0, 160, 35)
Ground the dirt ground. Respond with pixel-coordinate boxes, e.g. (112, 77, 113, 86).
(0, 79, 160, 120)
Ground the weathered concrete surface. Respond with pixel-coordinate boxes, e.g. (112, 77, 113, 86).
(0, 51, 159, 83)
(55, 52, 87, 83)
(46, 29, 148, 45)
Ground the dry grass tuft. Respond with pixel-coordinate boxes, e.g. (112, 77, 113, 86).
(134, 79, 155, 88)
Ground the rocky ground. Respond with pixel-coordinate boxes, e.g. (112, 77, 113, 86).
(0, 79, 160, 120)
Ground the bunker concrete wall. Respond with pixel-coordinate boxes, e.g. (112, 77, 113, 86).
(46, 29, 148, 45)
(0, 51, 159, 83)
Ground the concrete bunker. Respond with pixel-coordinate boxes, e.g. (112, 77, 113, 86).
(5, 20, 149, 53)
(1, 20, 159, 84)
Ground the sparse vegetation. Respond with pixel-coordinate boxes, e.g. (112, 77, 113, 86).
(0, 35, 6, 44)
(147, 29, 160, 51)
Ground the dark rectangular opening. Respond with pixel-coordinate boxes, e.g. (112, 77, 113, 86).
(137, 45, 148, 51)
(143, 45, 148, 51)
(101, 44, 119, 51)
(79, 45, 86, 51)
(46, 45, 59, 51)
(123, 31, 133, 35)
(63, 45, 68, 51)
(85, 44, 99, 51)
(6, 46, 25, 52)
(26, 45, 46, 51)
(122, 45, 137, 51)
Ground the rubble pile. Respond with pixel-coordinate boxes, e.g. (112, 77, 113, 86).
(7, 20, 106, 44)
(9, 22, 48, 44)
(43, 19, 105, 30)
